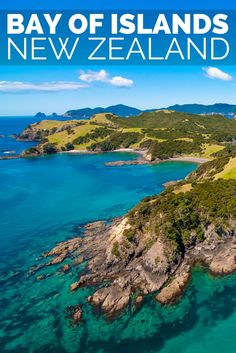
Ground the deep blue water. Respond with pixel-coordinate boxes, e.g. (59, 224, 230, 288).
(1, 117, 236, 353)
(0, 116, 73, 156)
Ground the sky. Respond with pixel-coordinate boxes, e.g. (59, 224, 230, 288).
(0, 65, 235, 115)
(0, 0, 235, 115)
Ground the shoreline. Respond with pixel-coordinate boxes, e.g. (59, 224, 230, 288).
(64, 147, 210, 166)
(0, 147, 210, 165)
(24, 146, 235, 322)
(105, 154, 209, 167)
(65, 148, 208, 163)
(31, 217, 236, 322)
(62, 147, 146, 155)
(166, 156, 209, 164)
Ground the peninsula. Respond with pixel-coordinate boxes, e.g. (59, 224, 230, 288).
(23, 109, 236, 321)
(18, 109, 235, 160)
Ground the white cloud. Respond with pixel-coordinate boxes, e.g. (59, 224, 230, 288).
(0, 81, 87, 93)
(0, 70, 133, 94)
(79, 69, 133, 88)
(79, 69, 109, 83)
(109, 76, 133, 87)
(203, 67, 233, 81)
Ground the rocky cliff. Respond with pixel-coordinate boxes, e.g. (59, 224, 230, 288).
(31, 179, 236, 320)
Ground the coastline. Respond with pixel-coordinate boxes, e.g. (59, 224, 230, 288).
(166, 156, 209, 164)
(104, 151, 209, 167)
(64, 148, 209, 165)
(62, 147, 146, 155)
(25, 149, 207, 321)
(20, 143, 236, 322)
(0, 147, 210, 165)
(32, 214, 236, 321)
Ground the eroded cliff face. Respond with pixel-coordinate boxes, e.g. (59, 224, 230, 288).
(76, 219, 236, 316)
(29, 179, 236, 321)
(18, 123, 50, 141)
(30, 218, 236, 320)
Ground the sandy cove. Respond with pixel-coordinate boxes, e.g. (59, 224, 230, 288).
(104, 151, 209, 167)
(1, 145, 209, 166)
(63, 148, 146, 155)
(64, 148, 208, 163)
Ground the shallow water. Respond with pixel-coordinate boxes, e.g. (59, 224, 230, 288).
(1, 117, 236, 353)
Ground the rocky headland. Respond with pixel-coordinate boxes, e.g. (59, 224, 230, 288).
(18, 110, 236, 322)
(30, 179, 236, 322)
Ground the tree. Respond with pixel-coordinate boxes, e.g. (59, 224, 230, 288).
(43, 143, 58, 154)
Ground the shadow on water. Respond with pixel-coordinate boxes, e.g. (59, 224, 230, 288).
(80, 292, 199, 353)
(76, 270, 236, 353)
(2, 252, 236, 353)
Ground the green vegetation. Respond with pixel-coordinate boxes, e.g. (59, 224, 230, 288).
(200, 144, 225, 158)
(189, 156, 230, 181)
(212, 144, 236, 158)
(109, 110, 236, 136)
(107, 110, 236, 159)
(23, 147, 41, 155)
(72, 127, 114, 146)
(64, 142, 74, 151)
(123, 229, 136, 242)
(20, 110, 236, 160)
(126, 179, 236, 257)
(214, 157, 236, 180)
(90, 132, 143, 151)
(140, 139, 202, 160)
(42, 143, 58, 154)
(19, 109, 236, 283)
(112, 241, 120, 257)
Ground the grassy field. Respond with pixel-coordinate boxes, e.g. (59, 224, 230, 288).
(174, 184, 192, 194)
(22, 111, 236, 159)
(121, 128, 143, 133)
(175, 137, 194, 142)
(215, 157, 236, 179)
(200, 144, 225, 158)
(47, 123, 96, 147)
(33, 120, 79, 130)
(91, 113, 115, 125)
(73, 137, 107, 150)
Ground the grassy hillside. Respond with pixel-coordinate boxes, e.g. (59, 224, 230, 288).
(19, 110, 236, 160)
(24, 108, 236, 313)
(20, 114, 116, 153)
(214, 157, 236, 179)
(118, 137, 236, 263)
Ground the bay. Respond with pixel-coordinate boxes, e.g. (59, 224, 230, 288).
(1, 116, 235, 353)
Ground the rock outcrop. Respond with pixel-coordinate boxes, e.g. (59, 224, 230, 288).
(156, 264, 191, 304)
(30, 180, 236, 320)
(209, 241, 236, 275)
(31, 216, 236, 319)
(66, 305, 82, 324)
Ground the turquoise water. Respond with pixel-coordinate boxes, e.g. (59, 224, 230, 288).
(1, 118, 236, 353)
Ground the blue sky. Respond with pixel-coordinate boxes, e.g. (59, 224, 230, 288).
(0, 65, 235, 115)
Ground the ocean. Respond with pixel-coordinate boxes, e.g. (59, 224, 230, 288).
(0, 115, 72, 157)
(1, 116, 236, 353)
